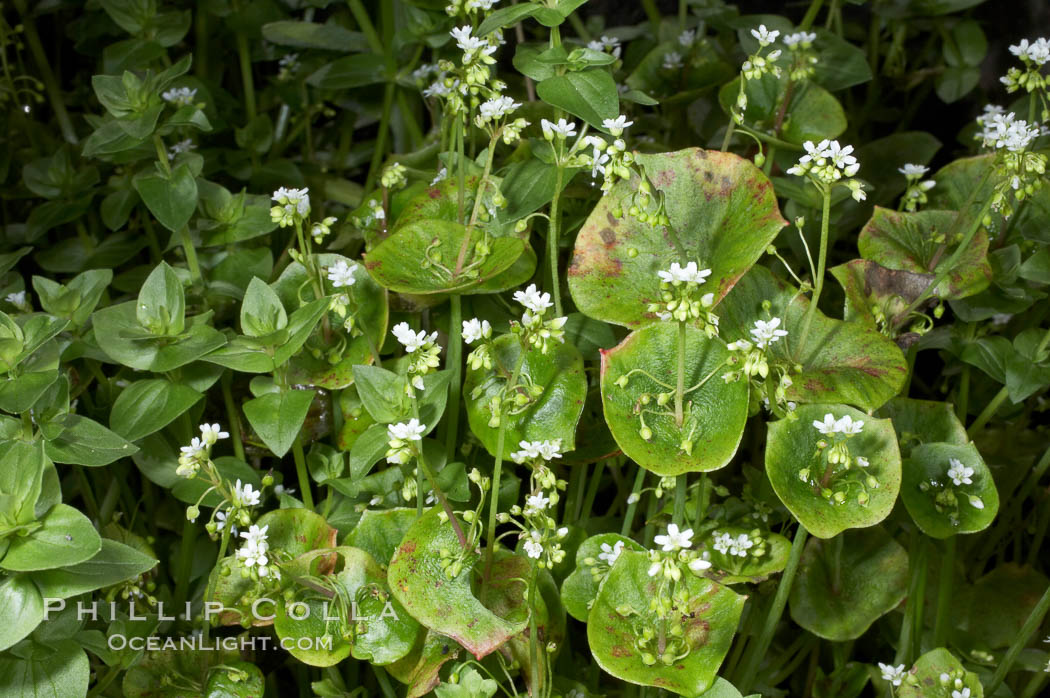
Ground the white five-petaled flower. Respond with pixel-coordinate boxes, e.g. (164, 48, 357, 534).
(952, 689, 971, 698)
(232, 479, 261, 507)
(180, 437, 205, 460)
(479, 95, 520, 122)
(523, 538, 543, 559)
(388, 419, 426, 442)
(5, 291, 27, 307)
(215, 510, 237, 533)
(602, 115, 633, 136)
(239, 523, 269, 548)
(462, 318, 491, 344)
(750, 317, 788, 349)
(450, 25, 488, 52)
(510, 439, 563, 463)
(654, 523, 694, 552)
(835, 414, 864, 435)
(513, 284, 553, 313)
(161, 86, 197, 106)
(783, 31, 817, 47)
(825, 140, 859, 175)
(657, 261, 712, 285)
(899, 163, 930, 177)
(979, 111, 1041, 152)
(525, 493, 550, 512)
(856, 456, 870, 468)
(663, 51, 684, 70)
(541, 118, 577, 139)
(599, 540, 625, 565)
(327, 259, 358, 288)
(167, 139, 195, 159)
(878, 662, 906, 686)
(812, 413, 838, 434)
(947, 458, 974, 486)
(678, 29, 697, 48)
(200, 423, 229, 445)
(1009, 37, 1050, 66)
(751, 25, 780, 46)
(392, 322, 437, 353)
(272, 186, 310, 216)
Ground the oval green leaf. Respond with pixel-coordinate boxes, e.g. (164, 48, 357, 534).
(901, 442, 998, 538)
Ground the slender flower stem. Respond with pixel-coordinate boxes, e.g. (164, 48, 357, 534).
(621, 467, 646, 536)
(291, 435, 315, 509)
(673, 475, 687, 526)
(13, 0, 77, 144)
(675, 320, 686, 426)
(580, 460, 606, 521)
(528, 564, 542, 697)
(231, 1, 256, 120)
(445, 294, 463, 461)
(797, 185, 831, 351)
(986, 584, 1050, 694)
(737, 525, 809, 693)
(548, 166, 566, 316)
(202, 522, 232, 643)
(484, 348, 527, 584)
(932, 536, 955, 647)
(221, 373, 246, 462)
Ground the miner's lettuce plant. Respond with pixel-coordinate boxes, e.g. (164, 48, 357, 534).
(4, 0, 1050, 696)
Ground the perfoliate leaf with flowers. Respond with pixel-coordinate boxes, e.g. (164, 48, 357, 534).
(901, 442, 999, 538)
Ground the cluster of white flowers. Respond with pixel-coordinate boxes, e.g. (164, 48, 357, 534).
(787, 140, 866, 200)
(477, 95, 520, 124)
(231, 479, 261, 508)
(783, 31, 816, 48)
(462, 317, 494, 370)
(782, 30, 818, 80)
(898, 163, 936, 212)
(270, 187, 311, 227)
(724, 315, 795, 407)
(311, 216, 338, 244)
(938, 671, 975, 698)
(445, 0, 499, 16)
(648, 261, 718, 331)
(587, 35, 622, 59)
(1010, 37, 1050, 66)
(326, 259, 358, 288)
(979, 111, 1042, 152)
(392, 322, 442, 392)
(742, 26, 782, 80)
(385, 418, 427, 465)
(235, 524, 276, 578)
(812, 413, 863, 435)
(878, 662, 906, 686)
(511, 438, 563, 464)
(803, 412, 878, 504)
(657, 261, 711, 285)
(973, 106, 1047, 218)
(599, 540, 625, 565)
(541, 118, 576, 140)
(161, 86, 197, 107)
(1001, 37, 1050, 95)
(512, 284, 567, 354)
(711, 531, 754, 557)
(177, 423, 229, 478)
(520, 525, 569, 566)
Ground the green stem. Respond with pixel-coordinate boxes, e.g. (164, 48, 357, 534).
(202, 522, 232, 643)
(221, 373, 246, 462)
(986, 584, 1050, 694)
(621, 468, 646, 537)
(675, 321, 686, 426)
(640, 0, 661, 34)
(799, 0, 826, 30)
(673, 475, 687, 526)
(365, 83, 396, 192)
(528, 564, 542, 697)
(737, 525, 809, 693)
(798, 186, 831, 351)
(548, 166, 566, 316)
(970, 323, 1050, 434)
(484, 348, 527, 582)
(580, 461, 606, 522)
(932, 536, 955, 647)
(910, 542, 928, 661)
(894, 536, 927, 666)
(373, 665, 397, 698)
(231, 2, 256, 120)
(291, 436, 315, 509)
(693, 474, 709, 530)
(13, 0, 77, 144)
(178, 227, 202, 284)
(446, 295, 463, 462)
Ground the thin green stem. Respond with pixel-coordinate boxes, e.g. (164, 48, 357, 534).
(291, 436, 315, 509)
(372, 665, 397, 698)
(621, 468, 646, 537)
(932, 536, 955, 647)
(987, 584, 1050, 694)
(528, 564, 542, 697)
(580, 461, 606, 521)
(221, 373, 246, 462)
(13, 0, 77, 144)
(895, 536, 927, 666)
(737, 525, 809, 693)
(798, 186, 831, 351)
(202, 522, 231, 643)
(693, 474, 709, 530)
(799, 0, 826, 30)
(231, 1, 256, 120)
(446, 295, 463, 461)
(365, 83, 396, 192)
(673, 475, 687, 526)
(548, 166, 566, 316)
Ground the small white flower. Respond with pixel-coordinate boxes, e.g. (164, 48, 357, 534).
(327, 259, 358, 288)
(388, 419, 426, 442)
(856, 456, 870, 468)
(657, 261, 712, 285)
(4, 290, 26, 307)
(654, 523, 694, 552)
(167, 138, 195, 159)
(834, 415, 864, 435)
(239, 523, 269, 548)
(462, 318, 491, 344)
(812, 413, 838, 434)
(232, 479, 261, 507)
(783, 31, 816, 47)
(513, 283, 553, 313)
(214, 510, 237, 534)
(540, 118, 577, 139)
(161, 86, 197, 106)
(392, 322, 436, 353)
(898, 163, 930, 177)
(179, 437, 205, 460)
(751, 25, 780, 46)
(750, 317, 788, 349)
(947, 458, 974, 486)
(952, 689, 971, 698)
(451, 25, 488, 52)
(523, 539, 543, 559)
(599, 540, 625, 565)
(479, 95, 521, 122)
(525, 493, 550, 512)
(729, 534, 754, 557)
(272, 186, 310, 216)
(712, 532, 733, 555)
(510, 439, 563, 463)
(647, 561, 662, 577)
(627, 493, 640, 504)
(678, 29, 696, 48)
(879, 662, 906, 686)
(689, 553, 712, 571)
(200, 423, 229, 445)
(602, 115, 633, 136)
(663, 51, 684, 70)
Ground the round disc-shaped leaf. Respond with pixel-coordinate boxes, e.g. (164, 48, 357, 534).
(954, 563, 1048, 650)
(901, 442, 998, 538)
(568, 148, 786, 329)
(766, 404, 902, 538)
(789, 527, 909, 641)
(364, 219, 525, 295)
(829, 258, 934, 331)
(601, 323, 749, 475)
(897, 648, 983, 698)
(273, 594, 352, 667)
(588, 551, 746, 697)
(876, 397, 968, 455)
(387, 508, 528, 659)
(560, 534, 645, 621)
(464, 335, 587, 459)
(858, 207, 992, 300)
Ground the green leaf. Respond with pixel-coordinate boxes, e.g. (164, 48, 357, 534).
(344, 508, 418, 565)
(435, 666, 498, 698)
(364, 219, 525, 295)
(93, 302, 226, 372)
(0, 371, 60, 414)
(829, 258, 934, 330)
(0, 639, 90, 698)
(536, 70, 620, 129)
(476, 4, 545, 36)
(133, 162, 198, 233)
(568, 148, 787, 329)
(387, 508, 528, 659)
(261, 20, 366, 51)
(464, 335, 588, 459)
(240, 277, 288, 338)
(109, 379, 203, 441)
(136, 262, 186, 336)
(587, 551, 746, 697)
(601, 323, 749, 476)
(45, 414, 139, 466)
(765, 404, 902, 539)
(307, 54, 388, 89)
(954, 563, 1047, 651)
(901, 442, 998, 538)
(560, 533, 644, 621)
(346, 422, 392, 480)
(717, 74, 847, 145)
(243, 389, 316, 458)
(1, 504, 101, 572)
(0, 576, 43, 652)
(698, 525, 791, 585)
(897, 648, 983, 698)
(33, 268, 113, 328)
(352, 365, 408, 423)
(719, 266, 908, 411)
(876, 398, 969, 456)
(0, 440, 46, 526)
(203, 661, 265, 697)
(857, 207, 991, 300)
(789, 527, 909, 641)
